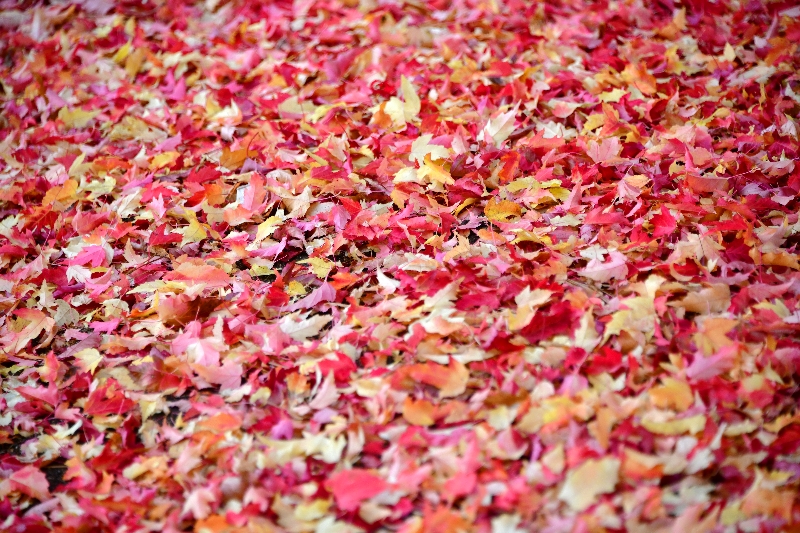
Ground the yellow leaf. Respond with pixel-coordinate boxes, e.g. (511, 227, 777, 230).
(558, 457, 620, 511)
(582, 113, 605, 133)
(693, 317, 737, 356)
(287, 280, 306, 296)
(277, 96, 316, 115)
(511, 228, 552, 246)
(621, 63, 658, 95)
(254, 216, 283, 243)
(507, 288, 552, 331)
(598, 88, 627, 103)
(150, 151, 180, 170)
(309, 102, 347, 123)
(74, 348, 103, 375)
(418, 154, 453, 185)
(179, 210, 208, 246)
(125, 48, 146, 79)
(300, 257, 335, 279)
(376, 98, 405, 129)
(541, 396, 578, 426)
(250, 264, 275, 277)
(295, 499, 331, 521)
(57, 108, 99, 129)
(649, 378, 694, 412)
(409, 134, 449, 165)
(641, 414, 706, 435)
(674, 284, 731, 314)
(443, 234, 470, 263)
(401, 75, 421, 121)
(723, 42, 736, 62)
(113, 41, 132, 63)
(506, 177, 565, 194)
(390, 188, 409, 208)
(68, 153, 90, 178)
(109, 116, 158, 141)
(485, 197, 522, 223)
(752, 250, 800, 270)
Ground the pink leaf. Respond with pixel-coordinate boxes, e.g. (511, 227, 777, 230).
(10, 466, 51, 501)
(325, 469, 390, 511)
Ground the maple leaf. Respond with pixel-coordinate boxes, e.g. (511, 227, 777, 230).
(57, 107, 99, 128)
(183, 488, 216, 520)
(579, 250, 628, 283)
(401, 75, 421, 121)
(402, 397, 436, 426)
(197, 412, 242, 433)
(376, 267, 401, 294)
(279, 313, 332, 341)
(219, 146, 258, 170)
(674, 284, 731, 314)
(650, 206, 677, 238)
(308, 372, 340, 410)
(8, 466, 51, 501)
(2, 2, 798, 530)
(74, 347, 103, 374)
(1, 308, 56, 354)
(649, 378, 694, 412)
(479, 105, 519, 147)
(485, 197, 522, 224)
(507, 287, 552, 331)
(299, 257, 334, 278)
(586, 137, 625, 165)
(42, 178, 78, 208)
(325, 469, 389, 511)
(417, 154, 454, 186)
(409, 134, 449, 165)
(558, 457, 620, 511)
(392, 359, 469, 398)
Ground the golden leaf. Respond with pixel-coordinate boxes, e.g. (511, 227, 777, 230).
(220, 147, 257, 170)
(558, 457, 620, 511)
(57, 108, 99, 129)
(402, 397, 435, 426)
(485, 197, 522, 223)
(43, 179, 78, 208)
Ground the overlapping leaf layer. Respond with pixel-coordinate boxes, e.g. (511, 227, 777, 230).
(1, 1, 800, 531)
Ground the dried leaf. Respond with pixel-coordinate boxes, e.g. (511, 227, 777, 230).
(485, 197, 522, 223)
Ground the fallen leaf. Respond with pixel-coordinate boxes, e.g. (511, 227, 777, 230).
(558, 457, 620, 511)
(485, 197, 522, 223)
(325, 469, 389, 511)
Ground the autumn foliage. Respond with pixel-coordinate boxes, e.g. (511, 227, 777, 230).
(2, 0, 800, 531)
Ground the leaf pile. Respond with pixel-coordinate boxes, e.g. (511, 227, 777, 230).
(2, 1, 800, 531)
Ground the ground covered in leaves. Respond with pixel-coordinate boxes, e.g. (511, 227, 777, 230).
(1, 0, 800, 531)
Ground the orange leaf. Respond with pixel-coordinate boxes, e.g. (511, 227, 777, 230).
(220, 147, 257, 170)
(392, 359, 468, 398)
(484, 197, 522, 224)
(166, 259, 231, 287)
(402, 397, 436, 426)
(330, 271, 361, 289)
(621, 62, 658, 95)
(196, 412, 241, 433)
(194, 515, 238, 533)
(42, 179, 78, 207)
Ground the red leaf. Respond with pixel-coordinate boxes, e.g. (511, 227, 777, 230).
(325, 469, 389, 511)
(650, 206, 677, 238)
(84, 379, 136, 416)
